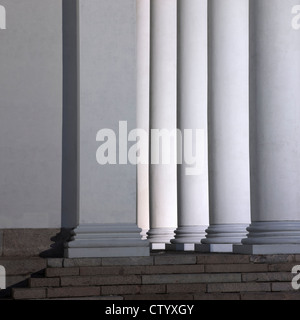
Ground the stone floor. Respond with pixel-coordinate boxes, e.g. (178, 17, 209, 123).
(1, 252, 300, 300)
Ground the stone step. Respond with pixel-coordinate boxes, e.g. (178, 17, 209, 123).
(6, 254, 300, 300)
(12, 287, 300, 300)
(44, 263, 298, 277)
(46, 254, 300, 268)
(13, 275, 300, 299)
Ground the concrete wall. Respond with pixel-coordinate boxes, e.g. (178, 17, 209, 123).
(0, 0, 137, 232)
(78, 0, 137, 225)
(0, 0, 63, 228)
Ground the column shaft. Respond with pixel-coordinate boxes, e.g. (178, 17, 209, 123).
(235, 0, 300, 254)
(170, 0, 209, 250)
(147, 0, 177, 249)
(65, 0, 149, 258)
(199, 0, 251, 252)
(137, 0, 150, 239)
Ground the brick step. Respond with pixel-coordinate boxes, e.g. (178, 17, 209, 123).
(12, 283, 300, 300)
(45, 253, 300, 268)
(14, 272, 300, 299)
(28, 272, 295, 287)
(6, 254, 300, 300)
(45, 264, 280, 277)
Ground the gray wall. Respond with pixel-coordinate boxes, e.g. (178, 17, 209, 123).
(78, 0, 137, 225)
(0, 0, 63, 228)
(0, 0, 137, 229)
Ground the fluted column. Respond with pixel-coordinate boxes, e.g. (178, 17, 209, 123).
(147, 0, 177, 249)
(136, 0, 150, 239)
(197, 0, 251, 252)
(235, 0, 300, 254)
(169, 0, 209, 251)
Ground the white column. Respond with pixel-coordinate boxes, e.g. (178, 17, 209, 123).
(65, 0, 149, 258)
(147, 0, 177, 249)
(235, 0, 300, 254)
(198, 0, 251, 252)
(169, 0, 209, 251)
(136, 0, 150, 239)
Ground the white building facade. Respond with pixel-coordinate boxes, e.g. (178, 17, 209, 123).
(0, 0, 300, 258)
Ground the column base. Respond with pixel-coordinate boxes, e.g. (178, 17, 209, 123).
(165, 225, 207, 251)
(242, 221, 300, 245)
(195, 243, 234, 253)
(234, 221, 300, 254)
(201, 224, 249, 245)
(140, 229, 149, 241)
(170, 225, 207, 244)
(65, 224, 150, 258)
(147, 227, 175, 250)
(233, 244, 300, 255)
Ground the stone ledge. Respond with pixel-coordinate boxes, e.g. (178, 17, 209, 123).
(0, 258, 46, 276)
(0, 229, 72, 258)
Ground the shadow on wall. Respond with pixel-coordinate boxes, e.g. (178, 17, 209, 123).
(39, 229, 72, 258)
(61, 0, 79, 229)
